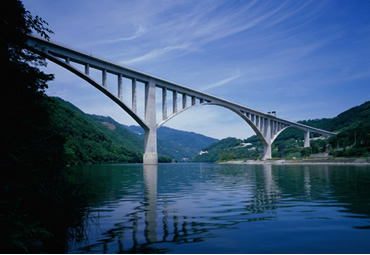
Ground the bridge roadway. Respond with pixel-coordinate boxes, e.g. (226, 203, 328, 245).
(26, 35, 336, 164)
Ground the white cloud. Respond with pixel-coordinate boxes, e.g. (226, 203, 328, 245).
(201, 70, 242, 91)
(88, 24, 147, 46)
(116, 0, 319, 65)
(121, 43, 192, 65)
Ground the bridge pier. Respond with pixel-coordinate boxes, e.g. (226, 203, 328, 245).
(262, 117, 272, 160)
(144, 128, 158, 164)
(143, 80, 158, 165)
(263, 143, 272, 160)
(304, 130, 310, 148)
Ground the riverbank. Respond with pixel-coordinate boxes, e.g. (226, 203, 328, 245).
(220, 157, 370, 165)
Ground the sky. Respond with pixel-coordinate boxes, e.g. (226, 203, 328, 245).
(24, 0, 370, 139)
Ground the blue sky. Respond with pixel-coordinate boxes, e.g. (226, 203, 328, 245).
(24, 0, 370, 139)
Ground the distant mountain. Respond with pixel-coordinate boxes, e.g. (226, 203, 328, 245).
(48, 97, 218, 164)
(89, 116, 218, 162)
(191, 101, 370, 161)
(122, 125, 218, 161)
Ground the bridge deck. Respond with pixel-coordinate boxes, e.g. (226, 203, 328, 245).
(26, 35, 336, 163)
(26, 35, 335, 137)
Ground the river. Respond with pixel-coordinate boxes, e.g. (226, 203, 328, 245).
(66, 163, 370, 253)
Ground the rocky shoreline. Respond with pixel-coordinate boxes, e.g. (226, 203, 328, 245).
(220, 158, 370, 165)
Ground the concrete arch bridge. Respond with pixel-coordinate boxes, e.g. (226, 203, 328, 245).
(26, 35, 336, 164)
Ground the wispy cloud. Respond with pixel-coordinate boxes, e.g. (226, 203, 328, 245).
(115, 0, 320, 65)
(121, 42, 192, 65)
(110, 24, 147, 42)
(201, 69, 242, 91)
(87, 24, 147, 46)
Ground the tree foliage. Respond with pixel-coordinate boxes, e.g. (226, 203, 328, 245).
(47, 97, 144, 165)
(1, 1, 85, 253)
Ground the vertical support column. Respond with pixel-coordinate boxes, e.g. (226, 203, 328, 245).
(182, 94, 187, 109)
(118, 74, 122, 100)
(85, 63, 90, 75)
(191, 96, 196, 106)
(132, 78, 137, 114)
(144, 80, 158, 165)
(304, 130, 310, 148)
(162, 87, 167, 120)
(270, 120, 275, 139)
(173, 91, 178, 113)
(274, 121, 278, 136)
(263, 118, 272, 160)
(66, 57, 70, 64)
(260, 117, 264, 132)
(102, 69, 107, 88)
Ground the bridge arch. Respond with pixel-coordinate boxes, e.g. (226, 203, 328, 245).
(272, 124, 332, 149)
(157, 101, 274, 158)
(160, 102, 270, 144)
(157, 100, 312, 159)
(157, 102, 263, 141)
(36, 48, 149, 131)
(207, 102, 269, 146)
(26, 35, 335, 164)
(157, 98, 327, 159)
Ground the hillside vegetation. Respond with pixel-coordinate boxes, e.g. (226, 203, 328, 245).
(300, 101, 370, 157)
(47, 97, 143, 164)
(47, 97, 217, 165)
(191, 101, 370, 162)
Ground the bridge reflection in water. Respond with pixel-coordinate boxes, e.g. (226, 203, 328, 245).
(71, 164, 281, 253)
(142, 164, 285, 252)
(141, 164, 218, 252)
(143, 165, 157, 244)
(70, 163, 370, 254)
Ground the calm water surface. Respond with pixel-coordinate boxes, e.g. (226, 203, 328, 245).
(67, 163, 370, 254)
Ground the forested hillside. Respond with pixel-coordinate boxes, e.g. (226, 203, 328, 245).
(191, 101, 370, 162)
(47, 97, 144, 164)
(191, 136, 262, 162)
(299, 101, 370, 132)
(300, 101, 370, 156)
(47, 97, 217, 164)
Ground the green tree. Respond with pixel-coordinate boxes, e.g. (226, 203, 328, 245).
(1, 1, 86, 253)
(300, 147, 311, 158)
